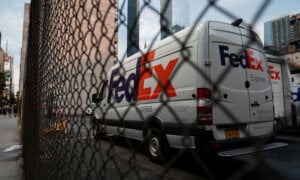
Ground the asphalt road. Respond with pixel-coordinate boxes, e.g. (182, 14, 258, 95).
(51, 128, 298, 180)
(235, 132, 300, 180)
(2, 114, 297, 179)
(43, 117, 300, 179)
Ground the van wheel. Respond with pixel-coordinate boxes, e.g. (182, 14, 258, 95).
(92, 125, 100, 140)
(92, 125, 106, 140)
(146, 127, 169, 164)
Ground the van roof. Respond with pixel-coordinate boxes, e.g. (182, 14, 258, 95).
(116, 20, 256, 67)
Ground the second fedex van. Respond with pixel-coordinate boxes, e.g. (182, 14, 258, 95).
(92, 20, 279, 162)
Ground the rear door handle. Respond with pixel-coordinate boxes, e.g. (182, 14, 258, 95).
(251, 101, 260, 107)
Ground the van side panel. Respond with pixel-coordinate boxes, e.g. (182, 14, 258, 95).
(103, 35, 199, 147)
(95, 21, 274, 150)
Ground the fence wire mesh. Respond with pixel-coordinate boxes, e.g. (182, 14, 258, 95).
(22, 0, 282, 179)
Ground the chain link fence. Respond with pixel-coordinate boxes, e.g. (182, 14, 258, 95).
(22, 0, 284, 179)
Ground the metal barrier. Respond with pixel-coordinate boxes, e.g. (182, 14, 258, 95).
(22, 0, 282, 179)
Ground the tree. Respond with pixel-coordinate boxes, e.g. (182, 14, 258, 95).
(0, 72, 7, 95)
(10, 93, 15, 105)
(0, 72, 7, 109)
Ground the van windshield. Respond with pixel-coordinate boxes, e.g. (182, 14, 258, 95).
(99, 81, 108, 102)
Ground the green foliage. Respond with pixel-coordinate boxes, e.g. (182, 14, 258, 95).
(0, 72, 7, 95)
(0, 72, 7, 108)
(10, 93, 15, 105)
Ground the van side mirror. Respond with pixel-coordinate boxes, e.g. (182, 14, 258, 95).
(92, 93, 99, 103)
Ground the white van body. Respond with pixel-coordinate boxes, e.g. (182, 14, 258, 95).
(266, 55, 293, 128)
(92, 21, 275, 158)
(292, 85, 300, 127)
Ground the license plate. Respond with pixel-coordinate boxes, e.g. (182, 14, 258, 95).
(225, 129, 240, 140)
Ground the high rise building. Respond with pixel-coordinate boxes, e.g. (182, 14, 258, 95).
(161, 0, 190, 39)
(19, 3, 30, 124)
(264, 21, 273, 47)
(0, 46, 4, 100)
(139, 0, 161, 49)
(0, 31, 4, 73)
(264, 16, 289, 50)
(19, 3, 30, 101)
(3, 53, 13, 98)
(289, 14, 300, 50)
(127, 0, 190, 57)
(0, 32, 13, 99)
(0, 48, 4, 73)
(264, 13, 300, 54)
(20, 0, 118, 115)
(127, 0, 140, 57)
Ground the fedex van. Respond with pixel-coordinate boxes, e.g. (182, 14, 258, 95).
(292, 85, 300, 127)
(92, 20, 276, 162)
(267, 55, 293, 129)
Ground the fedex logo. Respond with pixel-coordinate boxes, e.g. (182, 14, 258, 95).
(108, 50, 179, 103)
(219, 45, 263, 72)
(268, 65, 280, 80)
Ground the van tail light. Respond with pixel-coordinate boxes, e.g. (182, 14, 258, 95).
(197, 88, 212, 125)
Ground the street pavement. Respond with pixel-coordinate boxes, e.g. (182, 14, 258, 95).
(0, 114, 22, 180)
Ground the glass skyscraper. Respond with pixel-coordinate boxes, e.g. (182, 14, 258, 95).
(127, 0, 190, 57)
(264, 21, 273, 47)
(127, 0, 140, 57)
(139, 0, 161, 49)
(161, 0, 190, 39)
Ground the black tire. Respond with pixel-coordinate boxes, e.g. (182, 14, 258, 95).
(146, 127, 169, 164)
(92, 125, 101, 140)
(92, 124, 106, 140)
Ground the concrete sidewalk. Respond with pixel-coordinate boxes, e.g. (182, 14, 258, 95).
(0, 114, 23, 180)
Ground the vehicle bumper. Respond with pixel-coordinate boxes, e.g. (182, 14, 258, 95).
(194, 130, 277, 154)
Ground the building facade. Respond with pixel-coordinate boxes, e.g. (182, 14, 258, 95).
(20, 0, 118, 115)
(288, 14, 300, 51)
(264, 13, 300, 54)
(264, 15, 289, 50)
(19, 3, 30, 102)
(19, 3, 30, 123)
(264, 21, 273, 47)
(284, 52, 300, 70)
(139, 0, 161, 48)
(127, 0, 140, 57)
(161, 0, 190, 39)
(0, 48, 4, 73)
(0, 31, 13, 104)
(3, 53, 13, 98)
(0, 32, 3, 73)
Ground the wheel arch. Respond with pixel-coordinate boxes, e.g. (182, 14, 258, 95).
(143, 115, 165, 139)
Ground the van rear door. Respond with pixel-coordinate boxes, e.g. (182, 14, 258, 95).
(241, 28, 274, 137)
(268, 61, 285, 119)
(208, 21, 273, 140)
(208, 22, 250, 126)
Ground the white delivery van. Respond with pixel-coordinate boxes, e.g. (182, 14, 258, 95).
(92, 20, 279, 162)
(292, 85, 300, 127)
(266, 55, 293, 129)
(291, 73, 300, 127)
